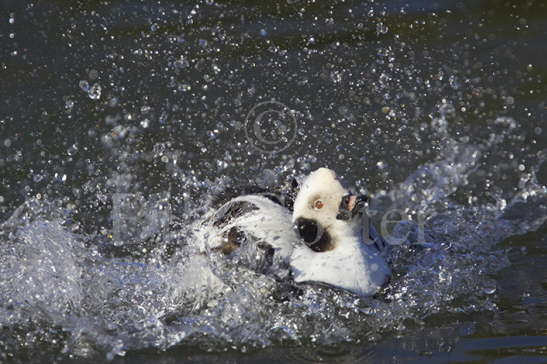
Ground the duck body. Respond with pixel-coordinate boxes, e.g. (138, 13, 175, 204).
(206, 168, 391, 297)
(290, 236, 390, 297)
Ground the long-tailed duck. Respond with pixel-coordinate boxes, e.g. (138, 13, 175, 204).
(207, 167, 391, 297)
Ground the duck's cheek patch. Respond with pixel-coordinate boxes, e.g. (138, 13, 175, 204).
(296, 218, 320, 243)
(308, 230, 334, 252)
(295, 218, 335, 252)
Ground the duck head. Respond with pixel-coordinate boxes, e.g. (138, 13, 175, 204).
(292, 168, 368, 252)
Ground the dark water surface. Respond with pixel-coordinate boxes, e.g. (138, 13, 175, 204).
(1, 0, 547, 363)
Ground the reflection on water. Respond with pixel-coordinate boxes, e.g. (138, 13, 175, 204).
(1, 0, 546, 362)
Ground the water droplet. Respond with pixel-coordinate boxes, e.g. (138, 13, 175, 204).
(79, 80, 90, 92)
(109, 97, 118, 107)
(150, 23, 159, 32)
(330, 70, 342, 83)
(88, 83, 102, 100)
(67, 144, 78, 156)
(174, 57, 189, 69)
(376, 22, 389, 34)
(497, 199, 506, 210)
(178, 83, 191, 92)
(159, 111, 168, 124)
(449, 75, 460, 89)
(89, 69, 98, 80)
(4, 139, 12, 148)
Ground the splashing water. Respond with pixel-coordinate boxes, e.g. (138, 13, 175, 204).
(2, 1, 547, 362)
(1, 128, 545, 361)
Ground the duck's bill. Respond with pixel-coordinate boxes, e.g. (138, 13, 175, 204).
(336, 194, 368, 221)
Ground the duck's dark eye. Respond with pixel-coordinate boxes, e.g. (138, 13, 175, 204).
(313, 200, 324, 209)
